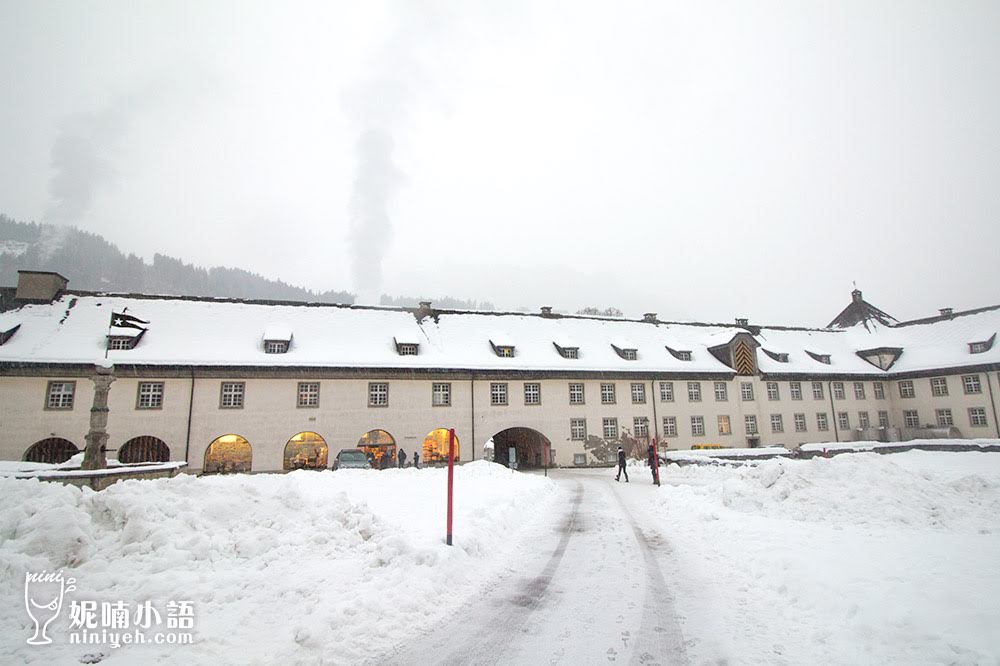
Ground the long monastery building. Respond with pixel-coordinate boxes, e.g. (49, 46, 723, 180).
(1, 270, 998, 472)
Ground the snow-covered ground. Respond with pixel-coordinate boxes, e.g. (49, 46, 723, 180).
(0, 462, 560, 664)
(2, 452, 998, 665)
(656, 451, 1000, 664)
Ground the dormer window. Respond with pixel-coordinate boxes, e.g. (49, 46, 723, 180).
(106, 329, 145, 351)
(398, 343, 418, 356)
(856, 346, 903, 371)
(611, 340, 638, 361)
(969, 333, 996, 354)
(0, 324, 20, 345)
(265, 340, 289, 354)
(553, 338, 580, 359)
(665, 346, 692, 361)
(806, 350, 831, 364)
(393, 333, 421, 356)
(490, 334, 515, 358)
(762, 348, 789, 363)
(562, 347, 579, 359)
(622, 349, 637, 360)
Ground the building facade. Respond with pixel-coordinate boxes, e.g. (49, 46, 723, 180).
(1, 271, 998, 472)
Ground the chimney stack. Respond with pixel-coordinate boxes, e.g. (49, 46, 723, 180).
(540, 306, 553, 317)
(15, 270, 68, 304)
(642, 313, 657, 323)
(851, 289, 863, 303)
(939, 307, 953, 318)
(735, 317, 749, 327)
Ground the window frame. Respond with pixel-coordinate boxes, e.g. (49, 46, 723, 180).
(770, 413, 784, 433)
(690, 415, 705, 437)
(740, 382, 754, 401)
(899, 380, 915, 399)
(794, 413, 807, 432)
(663, 416, 678, 437)
(296, 381, 320, 408)
(45, 380, 76, 410)
(714, 381, 728, 402)
(717, 414, 731, 436)
(903, 409, 920, 428)
(569, 382, 585, 405)
(853, 382, 866, 400)
(220, 381, 246, 409)
(136, 381, 165, 410)
(630, 382, 646, 404)
(490, 382, 508, 406)
(524, 382, 541, 406)
(930, 377, 949, 397)
(832, 382, 845, 400)
(432, 382, 452, 407)
(812, 382, 824, 400)
(963, 375, 982, 395)
(570, 418, 587, 441)
(659, 381, 674, 402)
(969, 407, 988, 427)
(368, 382, 389, 408)
(600, 383, 616, 405)
(789, 381, 802, 400)
(603, 417, 619, 439)
(744, 414, 758, 435)
(687, 381, 701, 402)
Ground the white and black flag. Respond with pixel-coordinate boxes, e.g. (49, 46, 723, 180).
(110, 311, 148, 331)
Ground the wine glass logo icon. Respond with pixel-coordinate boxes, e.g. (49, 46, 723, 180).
(24, 570, 76, 645)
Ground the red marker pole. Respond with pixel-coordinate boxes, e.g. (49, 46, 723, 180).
(446, 428, 455, 546)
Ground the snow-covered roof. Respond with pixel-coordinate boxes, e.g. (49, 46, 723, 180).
(0, 292, 998, 376)
(262, 324, 292, 341)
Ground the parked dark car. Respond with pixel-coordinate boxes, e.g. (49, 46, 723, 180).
(332, 449, 372, 470)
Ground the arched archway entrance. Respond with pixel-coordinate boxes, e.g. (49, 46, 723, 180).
(204, 434, 252, 474)
(489, 428, 551, 469)
(118, 436, 170, 464)
(358, 429, 396, 469)
(423, 428, 459, 464)
(284, 432, 328, 470)
(23, 438, 78, 464)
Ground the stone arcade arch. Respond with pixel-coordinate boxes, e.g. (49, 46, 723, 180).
(283, 431, 328, 470)
(358, 429, 396, 469)
(422, 428, 460, 465)
(23, 437, 78, 464)
(118, 436, 170, 464)
(488, 427, 551, 469)
(204, 434, 252, 474)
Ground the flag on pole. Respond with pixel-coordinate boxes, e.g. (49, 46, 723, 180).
(110, 311, 148, 331)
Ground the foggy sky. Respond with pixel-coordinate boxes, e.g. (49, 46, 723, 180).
(1, 1, 998, 326)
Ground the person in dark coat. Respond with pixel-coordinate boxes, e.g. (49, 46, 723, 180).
(615, 446, 629, 482)
(398, 449, 407, 468)
(647, 442, 660, 486)
(413, 450, 420, 469)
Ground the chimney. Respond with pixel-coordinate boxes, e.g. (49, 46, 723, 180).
(417, 301, 433, 318)
(735, 317, 749, 327)
(851, 289, 863, 303)
(642, 312, 657, 323)
(540, 306, 553, 317)
(15, 270, 68, 303)
(939, 307, 953, 318)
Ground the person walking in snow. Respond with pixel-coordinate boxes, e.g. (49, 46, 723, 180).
(647, 442, 660, 486)
(398, 449, 407, 468)
(615, 446, 629, 482)
(412, 450, 419, 469)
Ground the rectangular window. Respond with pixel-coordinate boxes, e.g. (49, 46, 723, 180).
(398, 343, 418, 356)
(136, 381, 164, 409)
(691, 416, 705, 437)
(766, 382, 780, 401)
(878, 410, 889, 428)
(569, 383, 585, 405)
(524, 382, 541, 405)
(741, 382, 754, 401)
(631, 382, 646, 404)
(930, 377, 949, 397)
(770, 414, 783, 433)
(108, 337, 133, 351)
(903, 410, 920, 428)
(744, 415, 758, 435)
(816, 412, 829, 431)
(963, 375, 982, 395)
(264, 340, 288, 354)
(936, 408, 953, 427)
(663, 416, 678, 437)
(853, 382, 866, 400)
(687, 382, 701, 402)
(832, 382, 845, 400)
(899, 380, 915, 399)
(297, 382, 319, 408)
(873, 382, 885, 399)
(858, 411, 870, 428)
(794, 413, 807, 432)
(570, 418, 587, 441)
(496, 346, 514, 358)
(432, 382, 451, 407)
(45, 381, 76, 410)
(812, 382, 824, 400)
(718, 415, 731, 435)
(659, 381, 674, 402)
(837, 412, 850, 431)
(368, 382, 388, 407)
(714, 382, 728, 401)
(634, 417, 649, 438)
(969, 407, 988, 427)
(789, 382, 802, 400)
(601, 383, 616, 404)
(490, 382, 508, 406)
(221, 382, 245, 409)
(603, 417, 618, 439)
(562, 347, 578, 359)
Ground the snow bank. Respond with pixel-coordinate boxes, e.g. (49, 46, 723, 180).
(798, 437, 1000, 453)
(0, 462, 559, 664)
(657, 451, 1000, 664)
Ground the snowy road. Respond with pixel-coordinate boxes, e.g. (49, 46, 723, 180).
(374, 468, 688, 666)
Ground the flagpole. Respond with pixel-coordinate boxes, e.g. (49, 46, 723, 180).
(104, 313, 112, 360)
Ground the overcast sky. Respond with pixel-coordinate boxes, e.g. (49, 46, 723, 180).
(1, 1, 998, 326)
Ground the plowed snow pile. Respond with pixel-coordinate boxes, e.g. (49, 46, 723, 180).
(0, 462, 558, 664)
(658, 451, 1000, 665)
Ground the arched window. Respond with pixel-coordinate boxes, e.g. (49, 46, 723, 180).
(357, 430, 396, 469)
(23, 438, 78, 464)
(423, 429, 460, 464)
(204, 434, 252, 474)
(118, 436, 170, 464)
(283, 432, 328, 470)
